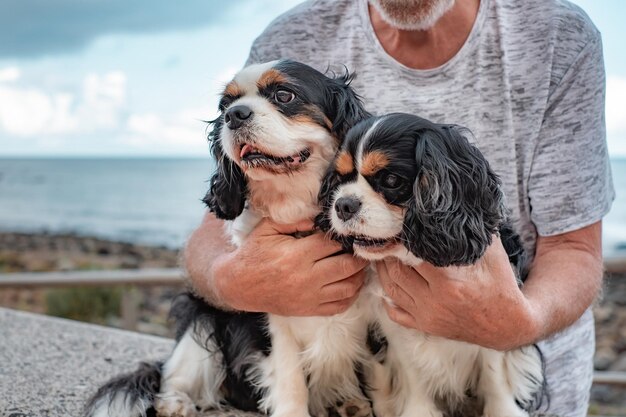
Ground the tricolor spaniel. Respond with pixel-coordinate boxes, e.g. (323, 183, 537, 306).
(84, 60, 373, 417)
(317, 113, 546, 417)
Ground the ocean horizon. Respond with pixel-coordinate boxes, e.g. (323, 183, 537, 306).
(0, 157, 624, 258)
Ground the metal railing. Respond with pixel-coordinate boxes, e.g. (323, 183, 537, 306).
(3, 256, 622, 287)
(593, 371, 626, 387)
(604, 256, 626, 275)
(1, 258, 626, 389)
(0, 267, 183, 287)
(0, 268, 184, 330)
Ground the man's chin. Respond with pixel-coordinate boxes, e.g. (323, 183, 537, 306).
(369, 0, 455, 31)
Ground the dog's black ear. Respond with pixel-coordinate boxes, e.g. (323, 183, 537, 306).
(326, 70, 370, 140)
(202, 117, 247, 220)
(402, 125, 504, 266)
(499, 221, 529, 284)
(314, 164, 355, 252)
(315, 167, 342, 232)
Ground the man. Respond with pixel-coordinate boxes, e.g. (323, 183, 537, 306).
(185, 0, 614, 415)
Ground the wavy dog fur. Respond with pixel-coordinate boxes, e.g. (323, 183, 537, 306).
(85, 60, 372, 417)
(318, 113, 546, 417)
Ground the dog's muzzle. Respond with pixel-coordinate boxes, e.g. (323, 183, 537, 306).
(335, 196, 361, 221)
(225, 105, 253, 130)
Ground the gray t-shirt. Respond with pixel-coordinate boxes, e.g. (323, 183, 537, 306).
(246, 0, 614, 415)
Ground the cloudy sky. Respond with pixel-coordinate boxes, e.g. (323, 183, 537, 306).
(0, 0, 624, 157)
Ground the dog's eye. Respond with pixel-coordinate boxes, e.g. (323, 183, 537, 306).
(383, 173, 400, 188)
(274, 90, 295, 104)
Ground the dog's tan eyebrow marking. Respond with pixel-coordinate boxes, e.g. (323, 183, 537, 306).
(291, 105, 333, 130)
(223, 81, 243, 97)
(335, 151, 354, 175)
(360, 151, 389, 176)
(257, 68, 288, 89)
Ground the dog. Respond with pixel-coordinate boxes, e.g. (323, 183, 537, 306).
(84, 59, 374, 417)
(317, 113, 546, 417)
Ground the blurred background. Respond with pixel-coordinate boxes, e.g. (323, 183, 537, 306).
(0, 0, 624, 414)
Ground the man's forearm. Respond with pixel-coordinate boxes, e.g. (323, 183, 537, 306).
(183, 212, 235, 308)
(522, 222, 603, 342)
(375, 221, 604, 350)
(183, 215, 368, 316)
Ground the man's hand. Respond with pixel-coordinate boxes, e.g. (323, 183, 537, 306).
(212, 218, 369, 316)
(376, 237, 539, 351)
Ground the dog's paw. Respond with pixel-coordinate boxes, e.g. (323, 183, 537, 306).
(155, 391, 198, 417)
(329, 398, 373, 417)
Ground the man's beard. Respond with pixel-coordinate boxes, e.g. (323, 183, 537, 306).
(369, 0, 456, 30)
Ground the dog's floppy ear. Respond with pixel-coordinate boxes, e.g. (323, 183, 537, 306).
(314, 164, 355, 252)
(402, 125, 505, 266)
(326, 70, 370, 140)
(202, 117, 247, 220)
(315, 166, 342, 232)
(499, 221, 529, 284)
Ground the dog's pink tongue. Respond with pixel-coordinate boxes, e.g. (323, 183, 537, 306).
(240, 144, 253, 158)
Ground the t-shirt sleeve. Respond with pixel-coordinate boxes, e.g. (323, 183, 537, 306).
(528, 34, 615, 236)
(244, 23, 288, 67)
(244, 42, 263, 66)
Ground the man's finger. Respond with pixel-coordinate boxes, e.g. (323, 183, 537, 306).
(377, 271, 419, 314)
(381, 258, 429, 295)
(319, 270, 366, 303)
(299, 232, 344, 260)
(383, 301, 418, 330)
(317, 292, 361, 316)
(313, 253, 369, 283)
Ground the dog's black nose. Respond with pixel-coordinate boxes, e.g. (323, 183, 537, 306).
(335, 196, 361, 221)
(225, 105, 253, 130)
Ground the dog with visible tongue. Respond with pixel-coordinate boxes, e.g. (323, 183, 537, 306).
(239, 143, 311, 171)
(85, 60, 372, 417)
(206, 59, 370, 233)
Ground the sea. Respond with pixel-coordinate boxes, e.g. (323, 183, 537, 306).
(0, 158, 624, 257)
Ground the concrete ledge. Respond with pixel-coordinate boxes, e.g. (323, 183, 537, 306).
(0, 308, 259, 417)
(0, 308, 565, 417)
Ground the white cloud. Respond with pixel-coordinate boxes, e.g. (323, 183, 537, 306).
(606, 75, 626, 157)
(215, 67, 238, 85)
(606, 75, 626, 134)
(80, 71, 127, 129)
(83, 71, 126, 104)
(125, 106, 209, 152)
(0, 68, 209, 154)
(201, 66, 239, 120)
(0, 70, 126, 136)
(0, 85, 54, 135)
(0, 67, 20, 82)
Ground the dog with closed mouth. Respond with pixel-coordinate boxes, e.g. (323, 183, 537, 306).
(84, 60, 374, 417)
(317, 113, 546, 417)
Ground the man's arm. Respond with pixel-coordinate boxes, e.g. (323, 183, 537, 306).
(522, 221, 603, 341)
(376, 221, 603, 351)
(184, 211, 369, 316)
(182, 212, 235, 309)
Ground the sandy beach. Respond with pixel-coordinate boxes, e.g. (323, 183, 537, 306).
(1, 231, 625, 413)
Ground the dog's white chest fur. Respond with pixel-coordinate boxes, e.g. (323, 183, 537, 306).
(364, 265, 543, 417)
(229, 208, 372, 416)
(268, 300, 371, 413)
